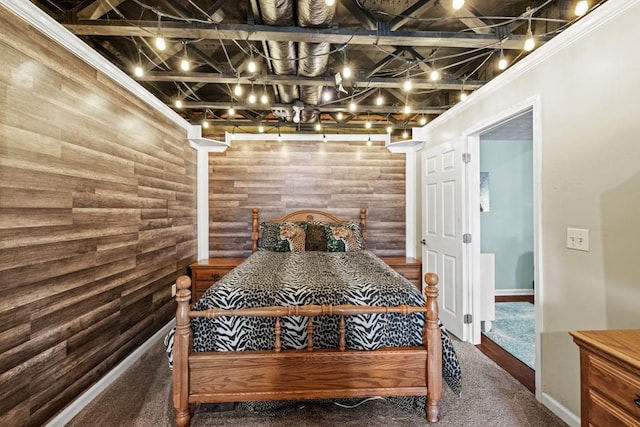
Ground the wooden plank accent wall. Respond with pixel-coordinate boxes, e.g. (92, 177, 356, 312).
(209, 139, 406, 257)
(0, 8, 197, 427)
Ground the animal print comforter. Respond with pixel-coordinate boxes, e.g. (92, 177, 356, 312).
(167, 250, 462, 395)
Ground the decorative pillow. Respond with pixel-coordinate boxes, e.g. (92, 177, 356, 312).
(305, 223, 328, 251)
(258, 222, 307, 252)
(324, 222, 366, 252)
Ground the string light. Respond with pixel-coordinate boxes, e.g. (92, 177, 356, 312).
(202, 120, 209, 128)
(402, 130, 409, 139)
(155, 16, 166, 51)
(179, 42, 190, 71)
(175, 99, 183, 108)
(403, 67, 412, 92)
(419, 115, 427, 126)
(134, 65, 144, 77)
(336, 111, 344, 120)
(228, 106, 235, 116)
(460, 91, 467, 101)
(452, 0, 465, 10)
(233, 81, 243, 97)
(349, 100, 357, 112)
(258, 124, 264, 133)
(248, 82, 256, 104)
(575, 1, 589, 16)
(247, 49, 257, 73)
(375, 90, 384, 106)
(403, 104, 411, 114)
(386, 125, 393, 134)
(498, 48, 508, 70)
(260, 85, 269, 104)
(430, 69, 440, 81)
(325, 0, 336, 6)
(524, 13, 535, 52)
(322, 87, 332, 102)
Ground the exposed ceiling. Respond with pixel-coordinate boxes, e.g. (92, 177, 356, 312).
(32, 0, 605, 139)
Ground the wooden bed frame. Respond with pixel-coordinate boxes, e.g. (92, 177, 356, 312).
(172, 208, 442, 426)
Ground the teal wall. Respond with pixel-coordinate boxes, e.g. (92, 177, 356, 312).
(480, 139, 534, 290)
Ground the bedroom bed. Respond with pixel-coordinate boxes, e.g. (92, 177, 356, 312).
(171, 208, 459, 426)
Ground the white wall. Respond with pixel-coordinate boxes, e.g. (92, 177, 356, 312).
(414, 0, 640, 422)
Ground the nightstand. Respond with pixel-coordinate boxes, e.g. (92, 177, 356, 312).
(381, 257, 422, 291)
(189, 258, 245, 301)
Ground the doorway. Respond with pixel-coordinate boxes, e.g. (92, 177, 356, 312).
(472, 110, 536, 392)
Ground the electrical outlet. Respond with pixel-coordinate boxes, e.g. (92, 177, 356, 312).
(171, 283, 177, 297)
(567, 228, 589, 251)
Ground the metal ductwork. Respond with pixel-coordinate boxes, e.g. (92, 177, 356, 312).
(258, 0, 298, 104)
(257, 0, 336, 123)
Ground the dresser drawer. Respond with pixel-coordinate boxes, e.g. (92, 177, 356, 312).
(393, 266, 421, 281)
(589, 390, 640, 427)
(193, 268, 229, 283)
(589, 353, 640, 418)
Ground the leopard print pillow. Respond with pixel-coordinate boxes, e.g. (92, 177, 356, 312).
(323, 222, 366, 252)
(258, 222, 307, 252)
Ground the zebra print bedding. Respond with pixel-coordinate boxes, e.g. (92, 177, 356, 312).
(167, 250, 462, 395)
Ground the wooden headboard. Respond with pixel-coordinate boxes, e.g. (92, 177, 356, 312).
(251, 208, 367, 252)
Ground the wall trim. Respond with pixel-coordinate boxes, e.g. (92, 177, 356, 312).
(44, 320, 175, 427)
(541, 392, 580, 427)
(494, 289, 535, 296)
(1, 0, 191, 131)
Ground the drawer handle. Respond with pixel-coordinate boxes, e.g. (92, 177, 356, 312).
(635, 394, 640, 408)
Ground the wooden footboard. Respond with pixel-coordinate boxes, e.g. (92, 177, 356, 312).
(172, 273, 442, 426)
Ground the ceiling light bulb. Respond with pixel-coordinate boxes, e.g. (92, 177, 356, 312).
(228, 107, 235, 116)
(315, 122, 322, 131)
(386, 126, 393, 133)
(260, 93, 268, 104)
(337, 112, 344, 120)
(180, 58, 190, 71)
(343, 65, 352, 79)
(258, 125, 264, 133)
(403, 78, 412, 92)
(234, 84, 242, 97)
(248, 59, 257, 73)
(430, 70, 440, 81)
(498, 54, 508, 71)
(376, 95, 384, 106)
(175, 99, 183, 108)
(326, 0, 336, 6)
(202, 120, 209, 128)
(134, 66, 144, 77)
(248, 93, 256, 104)
(524, 30, 535, 52)
(460, 92, 467, 101)
(575, 1, 588, 16)
(293, 109, 301, 124)
(404, 104, 411, 114)
(419, 116, 427, 126)
(402, 130, 409, 139)
(322, 88, 332, 102)
(365, 121, 371, 129)
(155, 36, 166, 51)
(452, 0, 465, 10)
(349, 101, 357, 112)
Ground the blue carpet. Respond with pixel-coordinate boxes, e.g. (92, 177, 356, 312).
(483, 302, 535, 370)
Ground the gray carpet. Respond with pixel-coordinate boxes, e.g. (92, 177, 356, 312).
(66, 337, 567, 427)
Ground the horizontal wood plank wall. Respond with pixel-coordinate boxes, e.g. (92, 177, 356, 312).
(209, 139, 406, 257)
(0, 8, 196, 427)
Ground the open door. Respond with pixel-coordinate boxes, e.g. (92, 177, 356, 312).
(421, 138, 468, 340)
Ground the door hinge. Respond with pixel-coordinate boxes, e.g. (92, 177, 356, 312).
(462, 153, 471, 163)
(464, 314, 473, 324)
(463, 233, 472, 244)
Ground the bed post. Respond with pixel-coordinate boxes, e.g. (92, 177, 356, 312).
(251, 207, 260, 252)
(423, 272, 442, 423)
(173, 276, 192, 427)
(359, 208, 367, 241)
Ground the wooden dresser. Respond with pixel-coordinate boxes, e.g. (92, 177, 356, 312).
(570, 329, 640, 427)
(380, 257, 422, 291)
(189, 258, 245, 301)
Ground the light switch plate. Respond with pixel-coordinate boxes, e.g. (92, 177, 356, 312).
(567, 228, 589, 251)
(171, 283, 177, 297)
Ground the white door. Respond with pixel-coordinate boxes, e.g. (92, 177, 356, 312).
(421, 139, 467, 340)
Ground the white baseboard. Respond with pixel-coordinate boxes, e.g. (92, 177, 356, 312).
(541, 392, 580, 427)
(495, 288, 534, 296)
(45, 319, 176, 427)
